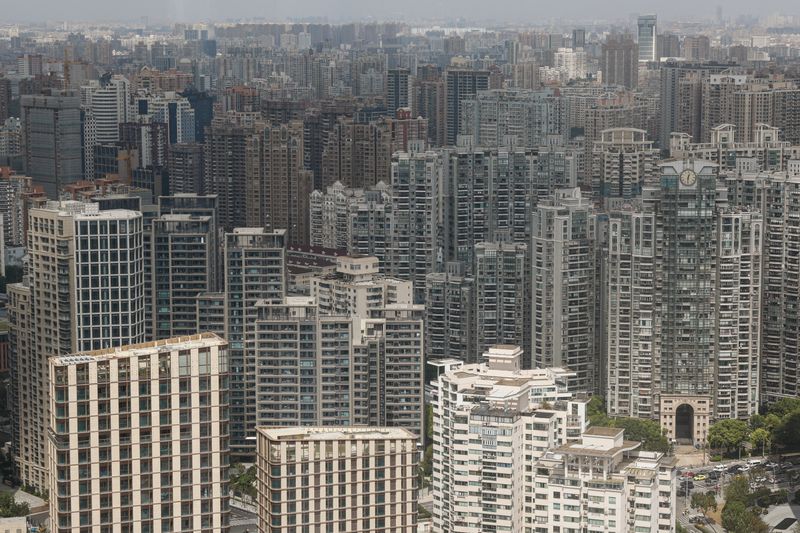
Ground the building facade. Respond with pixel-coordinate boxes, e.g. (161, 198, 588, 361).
(256, 427, 418, 533)
(48, 333, 231, 533)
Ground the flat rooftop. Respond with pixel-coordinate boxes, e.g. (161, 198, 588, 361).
(52, 332, 226, 365)
(257, 426, 416, 441)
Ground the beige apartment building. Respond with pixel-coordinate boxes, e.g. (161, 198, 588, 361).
(48, 333, 231, 533)
(256, 427, 418, 533)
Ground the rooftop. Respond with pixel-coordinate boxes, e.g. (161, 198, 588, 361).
(257, 426, 416, 441)
(52, 332, 226, 366)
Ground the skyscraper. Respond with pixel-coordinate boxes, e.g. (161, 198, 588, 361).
(591, 128, 659, 206)
(245, 121, 312, 244)
(601, 35, 639, 89)
(388, 150, 444, 301)
(250, 298, 424, 437)
(21, 91, 84, 196)
(637, 15, 657, 63)
(424, 262, 475, 363)
(387, 68, 411, 117)
(727, 172, 800, 404)
(168, 143, 205, 195)
(151, 214, 218, 339)
(605, 161, 762, 443)
(10, 202, 145, 491)
(474, 241, 529, 362)
(445, 69, 490, 145)
(48, 333, 231, 533)
(203, 113, 253, 230)
(224, 227, 286, 459)
(531, 188, 598, 392)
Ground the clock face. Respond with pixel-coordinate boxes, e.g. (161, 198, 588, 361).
(679, 169, 697, 186)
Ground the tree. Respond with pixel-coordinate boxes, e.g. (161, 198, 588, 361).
(691, 491, 717, 519)
(708, 419, 749, 453)
(774, 411, 800, 449)
(749, 428, 771, 457)
(587, 395, 606, 419)
(721, 500, 768, 533)
(612, 417, 670, 453)
(425, 404, 433, 443)
(0, 492, 29, 518)
(724, 476, 750, 505)
(766, 397, 800, 418)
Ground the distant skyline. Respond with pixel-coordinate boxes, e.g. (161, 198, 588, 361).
(3, 0, 799, 25)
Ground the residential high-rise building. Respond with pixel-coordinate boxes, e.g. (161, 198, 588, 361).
(311, 255, 412, 317)
(387, 68, 411, 117)
(726, 172, 800, 403)
(83, 75, 132, 144)
(605, 161, 762, 443)
(0, 172, 37, 246)
(388, 150, 444, 301)
(458, 88, 565, 147)
(245, 121, 312, 244)
(224, 227, 286, 459)
(48, 333, 231, 533)
(21, 91, 84, 196)
(134, 90, 196, 144)
(10, 202, 145, 491)
(670, 124, 800, 174)
(532, 427, 677, 533)
(657, 33, 681, 59)
(659, 62, 731, 148)
(432, 345, 588, 533)
(250, 298, 425, 437)
(203, 113, 253, 230)
(445, 69, 490, 145)
(320, 117, 392, 190)
(637, 15, 657, 63)
(424, 262, 475, 363)
(151, 214, 217, 340)
(413, 78, 446, 147)
(168, 142, 205, 195)
(532, 188, 598, 392)
(684, 35, 711, 61)
(0, 78, 10, 123)
(446, 145, 537, 268)
(256, 427, 418, 533)
(591, 127, 660, 206)
(474, 242, 529, 362)
(601, 35, 639, 89)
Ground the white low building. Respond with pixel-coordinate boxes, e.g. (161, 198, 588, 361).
(531, 427, 677, 533)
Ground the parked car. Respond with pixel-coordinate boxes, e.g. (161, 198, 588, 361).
(727, 465, 741, 474)
(714, 464, 727, 472)
(694, 474, 708, 481)
(748, 458, 763, 467)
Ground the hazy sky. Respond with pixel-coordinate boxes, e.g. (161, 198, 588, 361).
(4, 0, 794, 24)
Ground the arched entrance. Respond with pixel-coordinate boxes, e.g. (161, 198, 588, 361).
(675, 404, 694, 443)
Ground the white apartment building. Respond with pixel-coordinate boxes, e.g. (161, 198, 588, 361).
(670, 124, 800, 174)
(48, 333, 231, 533)
(432, 345, 589, 533)
(531, 427, 677, 533)
(256, 427, 418, 533)
(311, 255, 413, 317)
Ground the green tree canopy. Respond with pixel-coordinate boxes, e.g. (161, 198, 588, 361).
(766, 397, 800, 418)
(722, 500, 768, 533)
(774, 410, 800, 448)
(749, 427, 771, 456)
(708, 419, 749, 452)
(0, 492, 29, 518)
